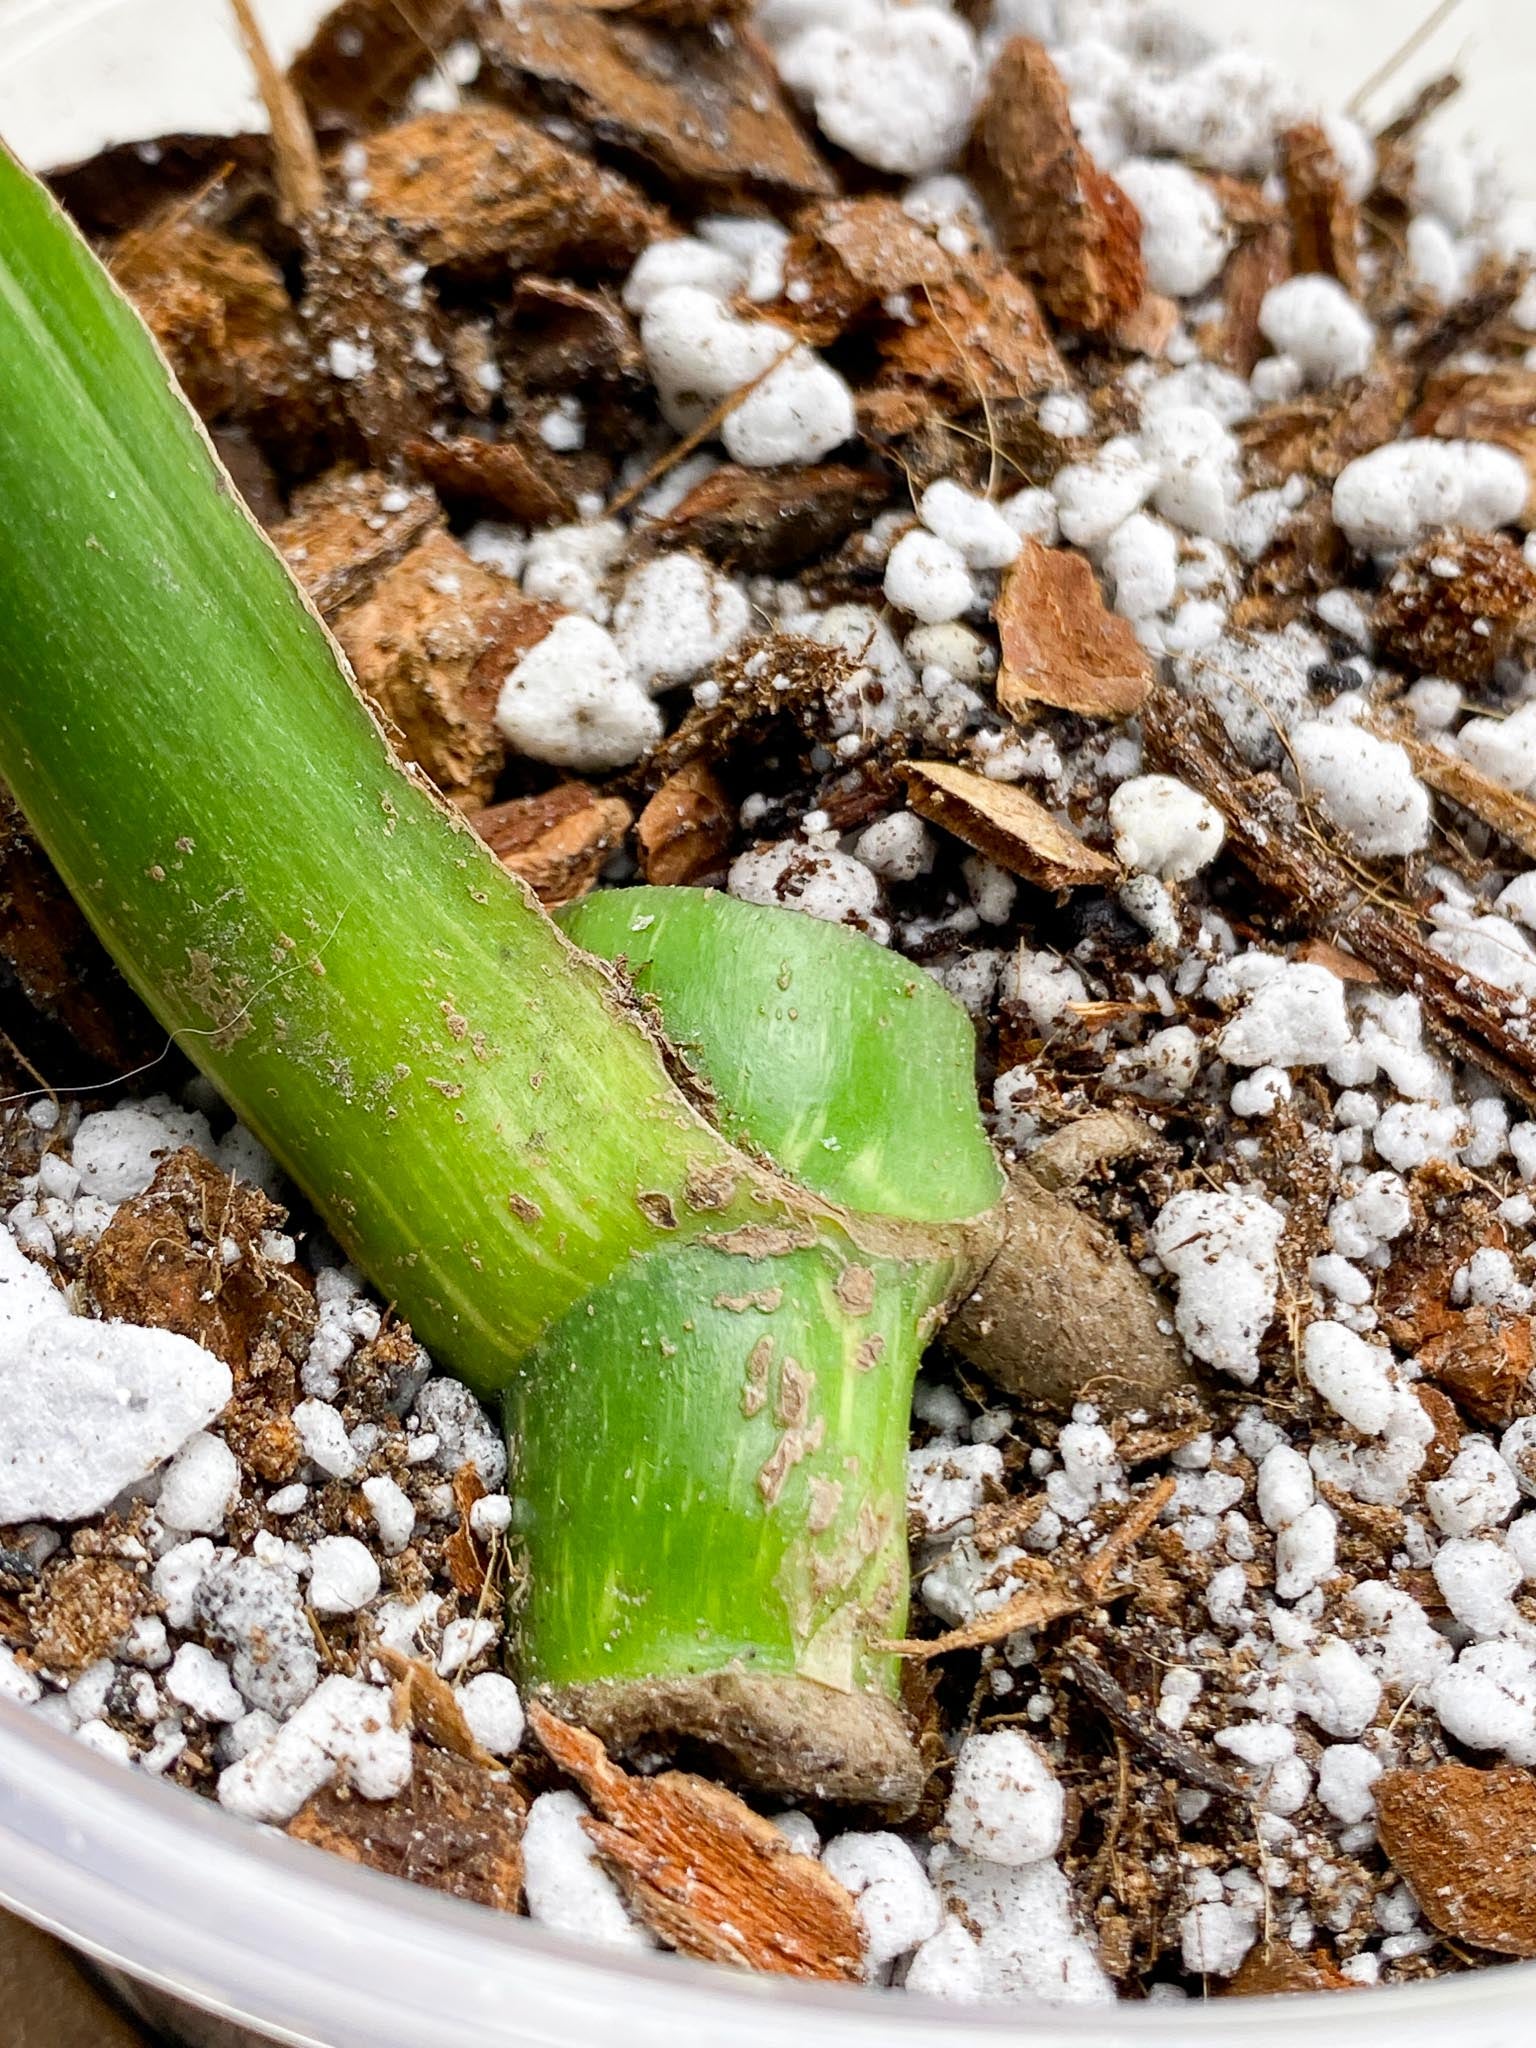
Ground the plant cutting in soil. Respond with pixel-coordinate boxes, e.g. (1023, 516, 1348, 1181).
(6, 0, 1536, 2007)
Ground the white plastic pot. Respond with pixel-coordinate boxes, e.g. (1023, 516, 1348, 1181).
(1, 3, 1534, 2043)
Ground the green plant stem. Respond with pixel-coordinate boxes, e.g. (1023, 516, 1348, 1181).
(0, 144, 1002, 1800)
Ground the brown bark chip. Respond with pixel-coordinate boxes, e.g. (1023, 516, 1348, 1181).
(1226, 1946, 1358, 1996)
(404, 432, 602, 527)
(359, 106, 668, 275)
(26, 1557, 143, 1676)
(1419, 1308, 1533, 1428)
(474, 783, 634, 907)
(1279, 122, 1362, 294)
(273, 467, 441, 619)
(289, 0, 468, 131)
(289, 1745, 526, 1915)
(479, 4, 832, 203)
(636, 762, 733, 885)
(969, 38, 1145, 336)
(528, 1704, 863, 1979)
(331, 529, 514, 807)
(375, 1647, 497, 1768)
(1376, 1764, 1536, 1957)
(995, 539, 1153, 720)
(899, 762, 1118, 891)
(765, 197, 958, 347)
(650, 462, 889, 573)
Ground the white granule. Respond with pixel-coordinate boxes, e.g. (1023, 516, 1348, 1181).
(1332, 439, 1529, 554)
(470, 1494, 513, 1540)
(622, 237, 744, 315)
(538, 397, 585, 452)
(1502, 1418, 1536, 1497)
(1115, 158, 1230, 297)
(1150, 1187, 1284, 1383)
(1102, 512, 1179, 619)
(1257, 275, 1374, 384)
(1408, 215, 1467, 302)
(883, 529, 977, 623)
(1275, 1501, 1338, 1601)
(157, 1431, 240, 1535)
(919, 480, 1022, 570)
(0, 1319, 231, 1526)
(1256, 1443, 1314, 1532)
(612, 554, 749, 691)
(1348, 1581, 1454, 1694)
(196, 1555, 319, 1719)
(1108, 773, 1225, 879)
(0, 1645, 41, 1706)
(152, 1538, 215, 1632)
(854, 812, 935, 882)
(495, 617, 662, 772)
(73, 1104, 207, 1204)
(906, 621, 995, 685)
(1432, 1538, 1527, 1644)
(0, 1231, 64, 1347)
(698, 215, 791, 302)
(522, 1791, 654, 1949)
(1174, 622, 1326, 767)
(907, 1441, 1004, 1538)
(1218, 959, 1351, 1069)
(166, 1644, 245, 1724)
(458, 1671, 525, 1756)
(325, 337, 375, 383)
(1038, 390, 1093, 439)
(1288, 722, 1430, 857)
(927, 1845, 1113, 2004)
(521, 520, 626, 620)
(307, 1535, 382, 1616)
(1459, 703, 1536, 798)
(1426, 1439, 1521, 1537)
(218, 1677, 411, 1824)
(76, 1721, 132, 1766)
(413, 1380, 507, 1489)
(1287, 1638, 1383, 1739)
(1231, 1066, 1292, 1119)
(1157, 1668, 1202, 1732)
(1003, 948, 1088, 1034)
(1328, 1171, 1412, 1258)
(1316, 1744, 1382, 1824)
(730, 840, 888, 941)
(777, 6, 979, 176)
(904, 1917, 986, 2003)
(999, 485, 1061, 546)
(292, 1397, 358, 1480)
(945, 1729, 1064, 1865)
(721, 348, 856, 468)
(1372, 1101, 1466, 1172)
(1137, 404, 1241, 540)
(1302, 1321, 1404, 1435)
(1508, 1515, 1536, 1580)
(437, 1618, 498, 1678)
(639, 284, 787, 429)
(1052, 438, 1158, 548)
(821, 1832, 941, 1973)
(1179, 1898, 1258, 1978)
(360, 1474, 416, 1555)
(770, 1808, 821, 1857)
(1432, 1640, 1536, 1755)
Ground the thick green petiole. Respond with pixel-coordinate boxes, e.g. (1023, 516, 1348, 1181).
(0, 144, 1002, 1801)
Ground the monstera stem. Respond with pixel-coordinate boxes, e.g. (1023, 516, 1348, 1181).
(0, 144, 1003, 1804)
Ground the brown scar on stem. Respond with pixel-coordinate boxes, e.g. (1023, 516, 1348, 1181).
(833, 1263, 875, 1315)
(741, 1335, 773, 1418)
(714, 1286, 784, 1313)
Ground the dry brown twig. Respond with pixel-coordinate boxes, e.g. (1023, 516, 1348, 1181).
(885, 1475, 1175, 1658)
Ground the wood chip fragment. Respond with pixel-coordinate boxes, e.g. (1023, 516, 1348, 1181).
(290, 1744, 526, 1914)
(1060, 1641, 1246, 1800)
(1215, 218, 1291, 377)
(332, 529, 511, 807)
(1279, 122, 1362, 294)
(636, 762, 732, 886)
(764, 196, 955, 347)
(1376, 1763, 1536, 1957)
(1419, 1307, 1533, 1428)
(289, 0, 467, 131)
(376, 1646, 497, 1768)
(527, 1704, 863, 1979)
(273, 467, 441, 619)
(480, 3, 832, 201)
(474, 782, 634, 907)
(444, 1462, 490, 1599)
(969, 37, 1145, 335)
(360, 107, 668, 274)
(899, 762, 1117, 892)
(995, 538, 1153, 720)
(1225, 1945, 1358, 1996)
(648, 462, 889, 573)
(404, 431, 604, 527)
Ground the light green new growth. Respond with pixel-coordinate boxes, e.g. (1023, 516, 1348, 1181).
(0, 143, 1002, 1803)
